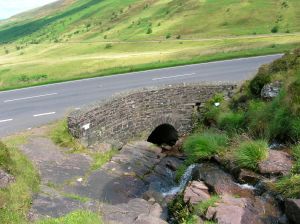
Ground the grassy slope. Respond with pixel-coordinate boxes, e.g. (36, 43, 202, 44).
(0, 0, 300, 90)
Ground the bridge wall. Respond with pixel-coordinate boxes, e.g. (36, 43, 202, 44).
(68, 83, 237, 148)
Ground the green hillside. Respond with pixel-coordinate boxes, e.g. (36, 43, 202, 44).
(0, 0, 300, 90)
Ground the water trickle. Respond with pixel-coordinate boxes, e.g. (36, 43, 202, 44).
(162, 164, 197, 197)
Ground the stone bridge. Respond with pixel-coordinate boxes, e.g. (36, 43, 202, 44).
(68, 82, 237, 148)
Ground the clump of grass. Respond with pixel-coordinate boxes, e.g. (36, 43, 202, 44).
(193, 195, 220, 216)
(51, 119, 85, 152)
(275, 175, 300, 198)
(0, 141, 40, 224)
(168, 195, 190, 224)
(183, 131, 228, 161)
(292, 145, 300, 173)
(217, 112, 245, 134)
(36, 210, 103, 224)
(234, 140, 268, 170)
(91, 149, 118, 171)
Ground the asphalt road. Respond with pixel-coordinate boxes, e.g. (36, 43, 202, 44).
(0, 54, 282, 137)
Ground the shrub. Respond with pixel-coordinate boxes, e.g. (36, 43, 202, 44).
(275, 175, 300, 198)
(234, 140, 268, 170)
(105, 43, 112, 49)
(249, 65, 271, 96)
(166, 33, 171, 39)
(146, 27, 152, 34)
(245, 100, 270, 138)
(183, 131, 228, 160)
(203, 93, 225, 126)
(271, 26, 278, 33)
(217, 112, 245, 133)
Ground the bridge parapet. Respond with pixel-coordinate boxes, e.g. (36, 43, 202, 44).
(68, 82, 237, 148)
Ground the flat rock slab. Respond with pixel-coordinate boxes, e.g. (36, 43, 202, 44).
(259, 150, 293, 175)
(24, 138, 172, 222)
(21, 137, 92, 185)
(29, 185, 100, 221)
(102, 198, 167, 224)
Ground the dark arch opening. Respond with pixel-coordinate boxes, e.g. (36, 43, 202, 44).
(147, 124, 179, 146)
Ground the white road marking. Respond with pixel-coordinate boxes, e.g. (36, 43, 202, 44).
(33, 112, 56, 117)
(4, 93, 58, 103)
(152, 73, 196, 81)
(0, 119, 13, 123)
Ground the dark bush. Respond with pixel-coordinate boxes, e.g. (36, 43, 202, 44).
(249, 65, 271, 96)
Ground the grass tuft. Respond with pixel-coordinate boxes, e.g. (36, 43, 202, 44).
(275, 175, 300, 198)
(234, 140, 268, 170)
(50, 119, 85, 152)
(183, 131, 228, 161)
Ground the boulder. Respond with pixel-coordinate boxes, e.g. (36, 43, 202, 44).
(238, 169, 263, 185)
(195, 163, 254, 198)
(259, 150, 293, 175)
(134, 214, 168, 224)
(183, 181, 210, 204)
(261, 81, 281, 100)
(206, 194, 281, 224)
(0, 169, 15, 189)
(206, 194, 260, 224)
(285, 199, 300, 223)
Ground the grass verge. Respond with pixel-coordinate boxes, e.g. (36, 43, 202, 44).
(0, 138, 40, 224)
(0, 42, 299, 92)
(36, 210, 103, 224)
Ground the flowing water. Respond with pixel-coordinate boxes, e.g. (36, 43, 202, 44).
(162, 164, 197, 197)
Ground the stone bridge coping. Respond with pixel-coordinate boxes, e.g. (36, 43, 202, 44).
(69, 81, 239, 118)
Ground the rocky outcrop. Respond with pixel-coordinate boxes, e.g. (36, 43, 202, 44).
(0, 169, 15, 189)
(183, 181, 210, 204)
(285, 199, 300, 223)
(258, 150, 293, 175)
(195, 163, 254, 198)
(261, 81, 281, 100)
(238, 169, 263, 185)
(206, 194, 281, 224)
(102, 198, 167, 224)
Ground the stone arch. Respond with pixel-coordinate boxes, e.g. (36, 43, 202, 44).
(147, 123, 179, 146)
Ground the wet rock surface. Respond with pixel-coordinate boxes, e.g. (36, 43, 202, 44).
(258, 150, 293, 175)
(285, 199, 300, 223)
(22, 137, 171, 222)
(195, 163, 255, 198)
(0, 169, 15, 189)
